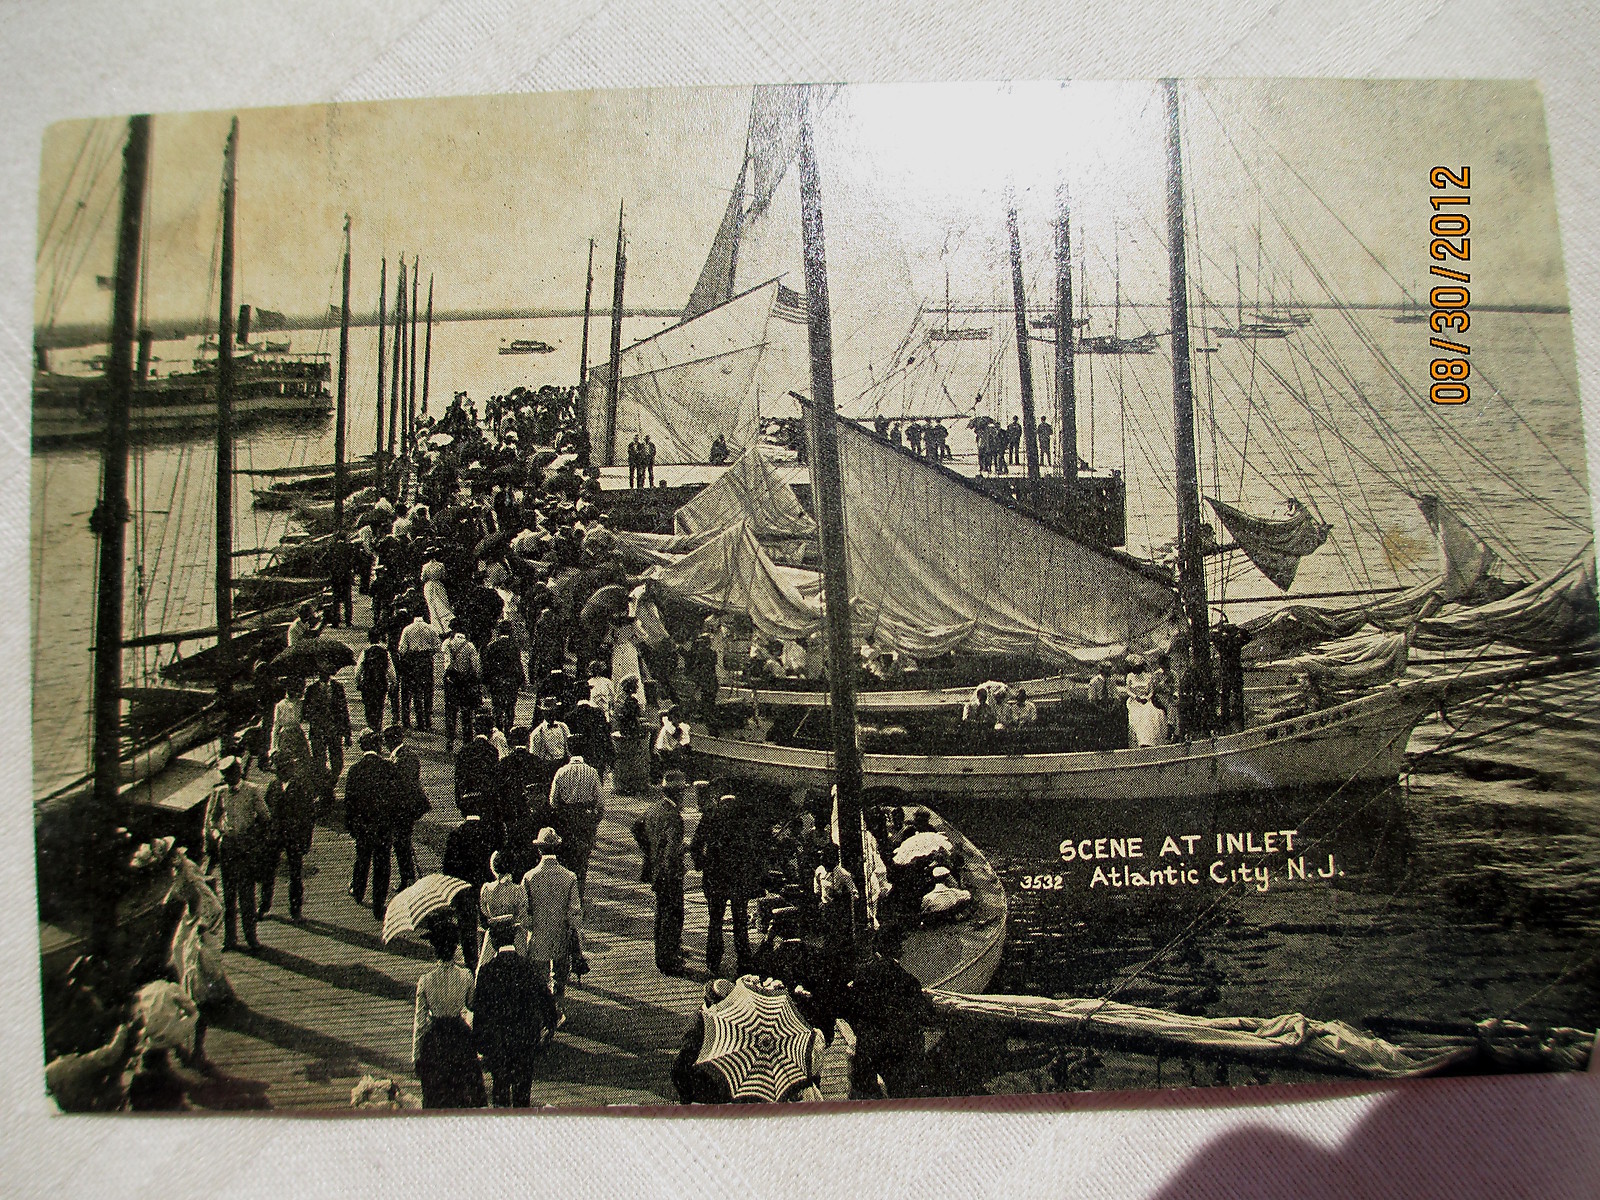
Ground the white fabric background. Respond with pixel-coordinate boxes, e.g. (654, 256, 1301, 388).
(3, 1, 1599, 1195)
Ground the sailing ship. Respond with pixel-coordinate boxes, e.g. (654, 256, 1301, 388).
(609, 82, 1598, 808)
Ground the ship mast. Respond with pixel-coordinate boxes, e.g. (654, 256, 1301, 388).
(604, 203, 626, 466)
(1006, 203, 1040, 481)
(408, 254, 419, 454)
(333, 216, 351, 535)
(387, 258, 404, 474)
(374, 256, 386, 487)
(1162, 78, 1217, 734)
(87, 113, 150, 948)
(578, 237, 594, 391)
(214, 117, 239, 738)
(1055, 182, 1077, 481)
(796, 97, 866, 901)
(421, 274, 433, 418)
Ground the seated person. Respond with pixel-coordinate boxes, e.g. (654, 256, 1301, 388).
(919, 865, 971, 921)
(995, 687, 1038, 730)
(962, 680, 1010, 724)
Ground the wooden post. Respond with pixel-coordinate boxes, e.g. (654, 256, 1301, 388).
(1162, 78, 1217, 735)
(374, 256, 386, 487)
(214, 117, 239, 735)
(333, 216, 351, 535)
(1055, 182, 1077, 481)
(1007, 205, 1041, 481)
(578, 236, 595, 391)
(421, 274, 433, 418)
(605, 204, 626, 467)
(88, 113, 149, 949)
(795, 104, 865, 898)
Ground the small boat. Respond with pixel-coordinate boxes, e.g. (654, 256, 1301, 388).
(498, 338, 556, 355)
(1077, 331, 1159, 354)
(1215, 323, 1293, 340)
(718, 673, 1081, 712)
(1253, 309, 1313, 327)
(928, 327, 990, 342)
(894, 809, 1008, 994)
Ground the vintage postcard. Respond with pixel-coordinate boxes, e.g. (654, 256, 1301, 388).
(31, 79, 1599, 1111)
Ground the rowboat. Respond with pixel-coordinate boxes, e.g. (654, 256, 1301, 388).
(894, 810, 1007, 993)
(691, 658, 1591, 803)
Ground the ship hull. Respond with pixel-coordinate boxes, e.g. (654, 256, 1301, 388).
(690, 665, 1546, 803)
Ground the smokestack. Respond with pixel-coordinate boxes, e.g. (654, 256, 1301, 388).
(236, 303, 251, 346)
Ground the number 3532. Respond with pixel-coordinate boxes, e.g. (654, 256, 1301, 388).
(1019, 873, 1064, 890)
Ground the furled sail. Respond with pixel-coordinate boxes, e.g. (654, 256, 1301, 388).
(1245, 495, 1502, 659)
(1206, 495, 1330, 590)
(648, 520, 821, 642)
(1412, 556, 1598, 654)
(1283, 630, 1410, 690)
(826, 413, 1184, 663)
(583, 278, 808, 463)
(675, 443, 814, 540)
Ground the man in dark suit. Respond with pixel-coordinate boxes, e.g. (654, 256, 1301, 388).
(343, 730, 398, 921)
(640, 770, 688, 975)
(303, 666, 351, 812)
(442, 808, 497, 971)
(454, 713, 502, 822)
(690, 787, 769, 977)
(473, 916, 552, 1106)
(260, 745, 319, 922)
(383, 724, 429, 891)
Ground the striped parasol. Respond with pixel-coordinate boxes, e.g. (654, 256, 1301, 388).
(381, 873, 471, 944)
(694, 978, 821, 1103)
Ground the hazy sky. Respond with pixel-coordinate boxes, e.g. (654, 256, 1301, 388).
(35, 79, 1568, 341)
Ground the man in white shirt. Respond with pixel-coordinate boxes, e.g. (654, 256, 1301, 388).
(397, 610, 442, 731)
(549, 754, 604, 900)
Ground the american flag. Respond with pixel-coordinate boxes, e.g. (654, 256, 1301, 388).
(774, 284, 808, 324)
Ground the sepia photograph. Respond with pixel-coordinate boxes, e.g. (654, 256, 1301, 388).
(30, 78, 1600, 1112)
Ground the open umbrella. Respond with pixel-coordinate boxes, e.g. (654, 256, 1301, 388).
(694, 978, 822, 1103)
(382, 873, 472, 944)
(266, 635, 356, 679)
(578, 584, 630, 630)
(428, 432, 455, 448)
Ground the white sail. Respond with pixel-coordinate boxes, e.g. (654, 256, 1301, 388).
(827, 415, 1183, 663)
(675, 443, 814, 540)
(585, 278, 808, 463)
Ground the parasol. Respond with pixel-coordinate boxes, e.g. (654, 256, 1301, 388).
(266, 635, 356, 678)
(694, 978, 822, 1103)
(428, 432, 455, 448)
(578, 584, 630, 629)
(382, 873, 472, 943)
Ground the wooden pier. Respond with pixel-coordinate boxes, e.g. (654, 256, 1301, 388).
(189, 599, 849, 1110)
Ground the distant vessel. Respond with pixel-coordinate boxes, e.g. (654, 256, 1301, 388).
(33, 333, 332, 450)
(1394, 297, 1429, 324)
(499, 337, 556, 354)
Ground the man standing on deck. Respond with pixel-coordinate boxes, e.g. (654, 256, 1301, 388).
(1213, 613, 1253, 733)
(1006, 415, 1023, 465)
(639, 771, 688, 975)
(1037, 417, 1053, 467)
(327, 535, 354, 628)
(627, 434, 643, 490)
(344, 730, 397, 922)
(549, 752, 603, 901)
(643, 434, 657, 487)
(205, 756, 269, 953)
(397, 608, 441, 731)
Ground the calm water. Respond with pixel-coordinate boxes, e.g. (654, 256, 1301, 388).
(31, 308, 1600, 1077)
